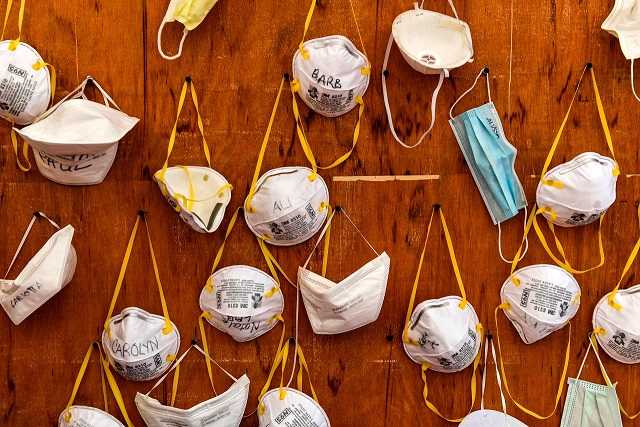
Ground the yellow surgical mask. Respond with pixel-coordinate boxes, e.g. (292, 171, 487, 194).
(157, 0, 221, 60)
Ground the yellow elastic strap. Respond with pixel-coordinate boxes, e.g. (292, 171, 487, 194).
(295, 344, 319, 402)
(590, 68, 618, 169)
(289, 80, 318, 177)
(2, 0, 24, 49)
(321, 206, 333, 277)
(439, 207, 467, 308)
(64, 344, 95, 422)
(100, 352, 134, 427)
(198, 312, 218, 395)
(298, 0, 316, 60)
(510, 204, 538, 275)
(159, 79, 212, 180)
(245, 76, 285, 212)
(317, 96, 364, 170)
(541, 178, 564, 189)
(104, 215, 141, 335)
(259, 238, 296, 289)
(143, 218, 174, 335)
(402, 208, 435, 344)
(258, 338, 290, 414)
(420, 325, 483, 423)
(171, 364, 180, 407)
(494, 306, 571, 419)
(11, 128, 31, 172)
(532, 210, 605, 274)
(608, 204, 640, 310)
(32, 60, 56, 104)
(206, 207, 241, 293)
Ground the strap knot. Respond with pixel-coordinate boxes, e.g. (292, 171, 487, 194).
(511, 276, 521, 287)
(607, 292, 622, 311)
(291, 79, 301, 93)
(499, 302, 511, 311)
(8, 39, 18, 51)
(162, 321, 174, 335)
(299, 42, 309, 60)
(593, 327, 606, 336)
(360, 66, 371, 76)
(204, 276, 214, 293)
(355, 95, 364, 105)
(307, 171, 318, 181)
(613, 166, 621, 176)
(165, 353, 176, 362)
(32, 59, 44, 71)
(264, 286, 279, 298)
(542, 179, 564, 189)
(458, 298, 468, 310)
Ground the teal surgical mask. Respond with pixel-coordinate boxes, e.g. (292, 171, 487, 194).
(560, 338, 623, 427)
(449, 68, 528, 263)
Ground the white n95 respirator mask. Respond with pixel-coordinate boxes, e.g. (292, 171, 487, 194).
(258, 339, 330, 427)
(200, 208, 285, 342)
(102, 213, 180, 382)
(14, 76, 139, 185)
(158, 0, 221, 60)
(382, 0, 473, 148)
(135, 344, 249, 427)
(154, 77, 232, 233)
(298, 207, 390, 335)
(60, 342, 133, 427)
(0, 0, 53, 126)
(602, 0, 640, 102)
(403, 205, 483, 423)
(1, 212, 76, 325)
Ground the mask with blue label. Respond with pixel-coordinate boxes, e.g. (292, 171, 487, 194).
(449, 67, 528, 263)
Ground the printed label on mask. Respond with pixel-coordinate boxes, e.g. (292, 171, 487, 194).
(519, 278, 573, 318)
(216, 278, 268, 311)
(606, 331, 640, 362)
(304, 85, 354, 115)
(111, 354, 165, 381)
(273, 402, 323, 427)
(435, 328, 478, 371)
(0, 64, 38, 118)
(266, 203, 318, 242)
(564, 211, 602, 226)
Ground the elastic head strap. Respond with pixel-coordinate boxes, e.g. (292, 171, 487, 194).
(63, 343, 95, 422)
(509, 204, 538, 275)
(449, 67, 491, 119)
(439, 207, 467, 308)
(608, 204, 640, 310)
(11, 128, 31, 172)
(316, 96, 365, 170)
(204, 207, 241, 292)
(258, 338, 291, 414)
(157, 20, 189, 60)
(245, 77, 286, 212)
(402, 207, 436, 344)
(161, 78, 211, 175)
(302, 207, 336, 270)
(494, 306, 571, 419)
(295, 344, 319, 402)
(420, 325, 483, 422)
(1, 0, 24, 50)
(198, 313, 218, 396)
(4, 211, 60, 279)
(289, 80, 318, 178)
(298, 0, 316, 59)
(99, 345, 134, 427)
(532, 209, 606, 274)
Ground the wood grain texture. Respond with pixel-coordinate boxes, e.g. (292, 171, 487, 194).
(1, 0, 640, 425)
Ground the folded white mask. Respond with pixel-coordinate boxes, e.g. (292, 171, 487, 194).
(14, 76, 139, 185)
(200, 208, 285, 342)
(1, 212, 76, 325)
(382, 0, 473, 148)
(244, 166, 329, 246)
(102, 213, 180, 382)
(500, 264, 580, 344)
(135, 345, 249, 427)
(60, 342, 133, 427)
(157, 0, 221, 60)
(593, 205, 640, 364)
(602, 0, 640, 101)
(154, 78, 231, 233)
(298, 208, 389, 335)
(258, 339, 330, 427)
(402, 206, 483, 422)
(459, 337, 528, 427)
(0, 0, 53, 126)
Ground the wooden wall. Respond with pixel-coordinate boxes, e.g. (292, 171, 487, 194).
(1, 0, 640, 425)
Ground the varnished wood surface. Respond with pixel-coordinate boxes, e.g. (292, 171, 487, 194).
(2, 0, 640, 425)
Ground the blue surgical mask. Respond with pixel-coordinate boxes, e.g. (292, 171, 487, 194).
(449, 68, 528, 262)
(560, 338, 623, 427)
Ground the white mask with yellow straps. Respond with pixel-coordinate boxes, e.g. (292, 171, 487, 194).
(14, 76, 139, 185)
(135, 344, 249, 427)
(382, 0, 473, 148)
(102, 212, 180, 382)
(494, 207, 579, 420)
(199, 208, 286, 342)
(1, 211, 76, 325)
(532, 64, 619, 274)
(244, 76, 330, 246)
(403, 205, 483, 423)
(298, 206, 390, 335)
(154, 77, 232, 234)
(59, 342, 134, 427)
(0, 0, 54, 126)
(290, 0, 369, 169)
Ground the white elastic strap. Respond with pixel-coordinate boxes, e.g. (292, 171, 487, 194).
(497, 206, 529, 264)
(341, 209, 379, 256)
(193, 344, 239, 382)
(418, 0, 459, 18)
(382, 32, 446, 149)
(480, 336, 489, 410)
(631, 59, 640, 103)
(4, 212, 60, 279)
(489, 338, 508, 415)
(448, 68, 491, 119)
(146, 346, 193, 396)
(157, 19, 189, 60)
(286, 268, 303, 389)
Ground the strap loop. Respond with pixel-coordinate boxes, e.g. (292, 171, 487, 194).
(1, 0, 25, 48)
(607, 204, 640, 310)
